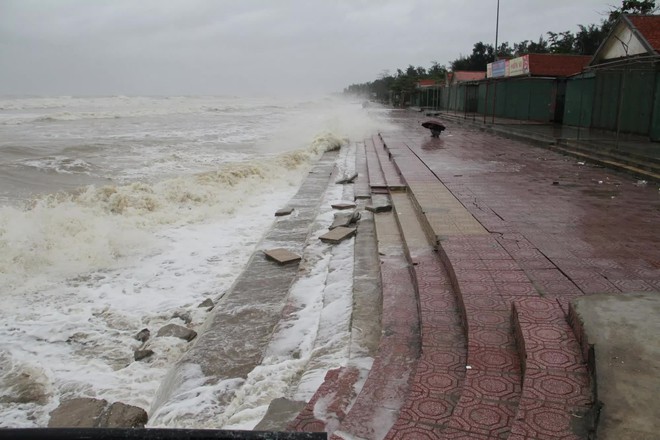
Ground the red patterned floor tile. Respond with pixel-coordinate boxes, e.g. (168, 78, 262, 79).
(506, 249, 545, 260)
(483, 260, 524, 271)
(513, 297, 566, 323)
(420, 311, 464, 328)
(517, 257, 558, 270)
(460, 293, 510, 311)
(522, 370, 592, 406)
(468, 347, 521, 373)
(290, 415, 326, 432)
(496, 282, 539, 296)
(454, 269, 494, 283)
(398, 392, 457, 426)
(478, 250, 512, 260)
(369, 357, 416, 382)
(357, 377, 411, 411)
(443, 250, 480, 261)
(519, 323, 575, 349)
(451, 259, 488, 270)
(421, 324, 465, 348)
(581, 258, 623, 269)
(489, 270, 531, 283)
(525, 346, 585, 372)
(559, 267, 602, 280)
(465, 309, 510, 329)
(647, 279, 660, 289)
(384, 417, 442, 440)
(608, 278, 657, 292)
(458, 281, 499, 296)
(525, 269, 569, 281)
(418, 294, 456, 312)
(416, 274, 454, 288)
(534, 279, 581, 295)
(439, 428, 493, 439)
(468, 325, 516, 349)
(424, 349, 468, 371)
(447, 395, 516, 438)
(572, 277, 621, 294)
(464, 369, 522, 402)
(413, 368, 464, 395)
(511, 398, 590, 440)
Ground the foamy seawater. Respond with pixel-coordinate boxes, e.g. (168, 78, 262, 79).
(0, 95, 396, 427)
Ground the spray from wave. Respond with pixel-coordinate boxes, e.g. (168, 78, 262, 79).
(0, 133, 345, 295)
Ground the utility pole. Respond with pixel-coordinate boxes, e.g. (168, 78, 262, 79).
(495, 0, 500, 60)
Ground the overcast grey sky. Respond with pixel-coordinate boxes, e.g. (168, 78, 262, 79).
(0, 0, 616, 97)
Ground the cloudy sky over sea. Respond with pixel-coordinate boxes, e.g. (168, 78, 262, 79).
(1, 0, 617, 96)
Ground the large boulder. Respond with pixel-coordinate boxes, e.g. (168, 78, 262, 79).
(156, 323, 197, 341)
(48, 398, 107, 427)
(99, 401, 149, 428)
(48, 398, 148, 428)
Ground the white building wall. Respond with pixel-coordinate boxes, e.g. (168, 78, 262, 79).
(600, 24, 648, 60)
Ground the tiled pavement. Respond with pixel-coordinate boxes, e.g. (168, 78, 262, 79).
(290, 109, 659, 439)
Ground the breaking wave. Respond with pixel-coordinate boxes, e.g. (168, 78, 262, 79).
(0, 133, 345, 294)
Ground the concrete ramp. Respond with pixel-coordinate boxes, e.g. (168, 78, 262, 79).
(149, 152, 338, 425)
(572, 292, 660, 440)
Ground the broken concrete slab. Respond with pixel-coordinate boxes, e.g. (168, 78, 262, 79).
(254, 397, 307, 431)
(572, 292, 660, 440)
(331, 202, 356, 210)
(365, 203, 392, 213)
(275, 207, 294, 217)
(263, 248, 302, 265)
(330, 210, 361, 230)
(319, 226, 357, 244)
(336, 172, 358, 184)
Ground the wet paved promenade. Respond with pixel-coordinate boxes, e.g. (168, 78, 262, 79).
(289, 108, 659, 439)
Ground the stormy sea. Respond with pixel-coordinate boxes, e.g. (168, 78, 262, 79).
(0, 95, 394, 428)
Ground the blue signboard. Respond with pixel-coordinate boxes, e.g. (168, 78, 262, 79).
(491, 60, 506, 78)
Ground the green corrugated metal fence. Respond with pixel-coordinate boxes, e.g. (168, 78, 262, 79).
(563, 75, 595, 127)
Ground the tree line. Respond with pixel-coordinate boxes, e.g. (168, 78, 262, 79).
(344, 0, 657, 103)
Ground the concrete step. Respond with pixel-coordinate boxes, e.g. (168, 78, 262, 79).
(434, 236, 525, 439)
(380, 133, 528, 438)
(549, 144, 660, 183)
(510, 298, 595, 440)
(371, 135, 406, 191)
(331, 208, 421, 439)
(287, 367, 361, 433)
(378, 136, 487, 248)
(365, 138, 388, 190)
(560, 140, 660, 168)
(354, 142, 371, 200)
(383, 193, 468, 440)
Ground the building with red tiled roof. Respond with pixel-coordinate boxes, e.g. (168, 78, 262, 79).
(565, 15, 660, 140)
(628, 15, 660, 51)
(447, 71, 486, 85)
(416, 79, 437, 88)
(591, 14, 660, 65)
(487, 54, 590, 79)
(526, 54, 591, 77)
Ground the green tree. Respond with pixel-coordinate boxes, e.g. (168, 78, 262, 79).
(450, 42, 495, 71)
(428, 62, 448, 81)
(574, 24, 604, 55)
(513, 36, 550, 55)
(602, 0, 657, 34)
(547, 31, 576, 53)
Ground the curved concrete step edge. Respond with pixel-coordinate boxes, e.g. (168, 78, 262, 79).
(509, 299, 598, 440)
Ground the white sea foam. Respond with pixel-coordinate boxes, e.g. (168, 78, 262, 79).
(0, 95, 396, 428)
